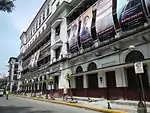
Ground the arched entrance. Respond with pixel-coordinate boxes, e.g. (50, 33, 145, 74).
(87, 62, 98, 97)
(73, 66, 84, 96)
(75, 66, 83, 89)
(125, 50, 149, 100)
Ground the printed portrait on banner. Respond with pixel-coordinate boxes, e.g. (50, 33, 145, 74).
(80, 7, 93, 49)
(68, 18, 79, 53)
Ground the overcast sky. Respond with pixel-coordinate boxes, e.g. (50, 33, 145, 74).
(0, 0, 45, 75)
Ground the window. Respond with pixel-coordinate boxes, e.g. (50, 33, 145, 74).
(43, 11, 45, 20)
(36, 22, 38, 30)
(55, 47, 61, 59)
(47, 6, 49, 16)
(39, 16, 41, 26)
(33, 25, 35, 34)
(55, 24, 60, 36)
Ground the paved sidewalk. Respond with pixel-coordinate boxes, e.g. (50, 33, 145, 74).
(20, 93, 150, 113)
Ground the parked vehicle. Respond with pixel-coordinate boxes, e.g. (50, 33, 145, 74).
(0, 89, 4, 96)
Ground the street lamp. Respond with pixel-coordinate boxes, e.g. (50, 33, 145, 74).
(128, 45, 147, 113)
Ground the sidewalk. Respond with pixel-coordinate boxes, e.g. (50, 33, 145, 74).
(17, 93, 150, 113)
(15, 94, 126, 113)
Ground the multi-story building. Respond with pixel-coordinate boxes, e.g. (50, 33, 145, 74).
(0, 76, 7, 89)
(20, 0, 150, 101)
(8, 57, 19, 92)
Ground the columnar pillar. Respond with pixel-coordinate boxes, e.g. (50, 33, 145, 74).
(83, 74, 87, 88)
(98, 71, 106, 88)
(147, 63, 150, 86)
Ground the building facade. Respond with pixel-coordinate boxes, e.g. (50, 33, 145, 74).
(8, 57, 19, 92)
(20, 0, 150, 101)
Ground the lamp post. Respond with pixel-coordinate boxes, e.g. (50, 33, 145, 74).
(47, 76, 54, 100)
(128, 45, 147, 113)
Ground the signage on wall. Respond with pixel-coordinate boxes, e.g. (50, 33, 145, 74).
(68, 18, 80, 53)
(115, 0, 147, 31)
(96, 0, 116, 43)
(68, 0, 150, 53)
(79, 7, 93, 49)
(134, 62, 144, 74)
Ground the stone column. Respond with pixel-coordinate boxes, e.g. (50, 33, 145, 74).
(83, 74, 87, 88)
(98, 71, 106, 88)
(146, 63, 150, 86)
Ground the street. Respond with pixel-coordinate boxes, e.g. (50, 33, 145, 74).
(0, 95, 102, 113)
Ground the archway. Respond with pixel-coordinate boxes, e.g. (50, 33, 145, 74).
(87, 62, 98, 89)
(125, 50, 149, 100)
(75, 66, 83, 89)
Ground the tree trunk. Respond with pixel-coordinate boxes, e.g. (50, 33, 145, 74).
(69, 80, 73, 101)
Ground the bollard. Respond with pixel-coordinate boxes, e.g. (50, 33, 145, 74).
(108, 102, 111, 109)
(137, 101, 147, 113)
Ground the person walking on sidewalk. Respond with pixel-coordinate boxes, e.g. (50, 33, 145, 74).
(6, 89, 10, 100)
(63, 88, 67, 101)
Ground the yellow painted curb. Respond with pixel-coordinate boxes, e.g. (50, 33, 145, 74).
(15, 95, 127, 113)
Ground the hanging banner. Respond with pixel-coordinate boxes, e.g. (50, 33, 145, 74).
(68, 18, 79, 53)
(144, 0, 150, 18)
(96, 0, 116, 43)
(116, 0, 147, 31)
(80, 7, 93, 49)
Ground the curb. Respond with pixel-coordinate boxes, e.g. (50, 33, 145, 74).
(15, 95, 127, 113)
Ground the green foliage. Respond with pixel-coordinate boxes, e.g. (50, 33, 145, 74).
(0, 0, 15, 13)
(47, 77, 54, 85)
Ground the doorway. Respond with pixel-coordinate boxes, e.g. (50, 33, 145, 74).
(75, 76, 83, 89)
(106, 71, 116, 100)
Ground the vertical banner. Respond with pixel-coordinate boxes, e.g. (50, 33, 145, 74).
(116, 0, 147, 31)
(80, 7, 93, 49)
(96, 0, 116, 43)
(144, 0, 150, 18)
(68, 19, 79, 53)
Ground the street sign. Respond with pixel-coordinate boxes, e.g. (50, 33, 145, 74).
(134, 62, 144, 74)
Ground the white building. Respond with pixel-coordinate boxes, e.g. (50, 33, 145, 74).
(20, 0, 150, 101)
(8, 57, 19, 92)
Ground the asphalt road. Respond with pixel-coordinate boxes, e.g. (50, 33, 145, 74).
(0, 95, 102, 113)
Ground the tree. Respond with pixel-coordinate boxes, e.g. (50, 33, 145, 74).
(0, 0, 15, 13)
(66, 71, 73, 101)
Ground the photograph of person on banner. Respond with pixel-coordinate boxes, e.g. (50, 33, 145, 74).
(117, 0, 146, 31)
(69, 20, 79, 53)
(80, 8, 93, 48)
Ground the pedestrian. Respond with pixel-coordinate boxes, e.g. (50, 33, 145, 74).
(63, 88, 67, 101)
(6, 89, 9, 100)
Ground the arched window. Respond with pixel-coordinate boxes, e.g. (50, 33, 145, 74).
(87, 62, 97, 71)
(76, 66, 83, 74)
(125, 50, 144, 63)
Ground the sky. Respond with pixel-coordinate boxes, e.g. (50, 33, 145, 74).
(0, 0, 45, 75)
